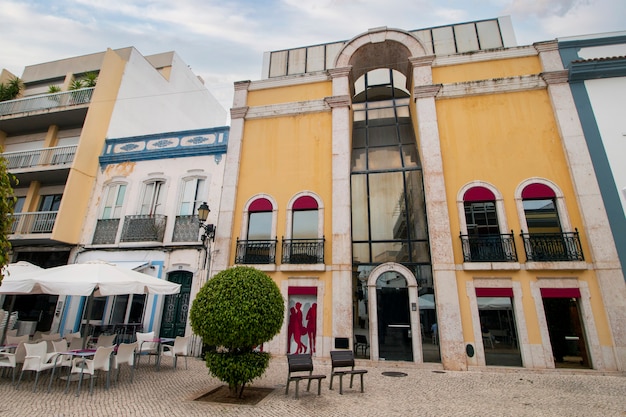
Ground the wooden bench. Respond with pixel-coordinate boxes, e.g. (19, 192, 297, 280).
(329, 350, 367, 394)
(285, 354, 326, 399)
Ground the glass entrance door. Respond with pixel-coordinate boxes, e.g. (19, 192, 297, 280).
(376, 272, 412, 361)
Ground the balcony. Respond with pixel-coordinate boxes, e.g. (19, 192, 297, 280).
(120, 215, 167, 243)
(3, 145, 78, 171)
(281, 238, 325, 264)
(235, 239, 277, 264)
(460, 232, 518, 262)
(172, 215, 201, 242)
(92, 218, 121, 245)
(521, 230, 584, 262)
(0, 88, 94, 117)
(9, 211, 58, 234)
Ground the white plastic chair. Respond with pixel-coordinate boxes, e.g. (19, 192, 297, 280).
(68, 335, 91, 351)
(6, 335, 29, 345)
(113, 342, 137, 383)
(16, 341, 56, 392)
(46, 339, 73, 392)
(0, 349, 17, 384)
(95, 334, 117, 348)
(159, 336, 189, 370)
(135, 331, 157, 366)
(65, 345, 114, 396)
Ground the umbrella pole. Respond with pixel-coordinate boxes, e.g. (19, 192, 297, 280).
(82, 294, 94, 349)
(0, 295, 16, 345)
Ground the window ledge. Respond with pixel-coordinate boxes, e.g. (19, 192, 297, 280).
(279, 264, 326, 272)
(236, 264, 277, 272)
(524, 261, 588, 271)
(462, 262, 521, 271)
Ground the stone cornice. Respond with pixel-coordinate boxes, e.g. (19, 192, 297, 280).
(248, 73, 330, 91)
(234, 80, 251, 91)
(230, 107, 248, 119)
(409, 55, 436, 67)
(438, 75, 546, 98)
(541, 70, 570, 85)
(534, 41, 559, 54)
(433, 46, 536, 67)
(245, 100, 329, 119)
(324, 95, 351, 108)
(413, 85, 442, 99)
(328, 67, 352, 79)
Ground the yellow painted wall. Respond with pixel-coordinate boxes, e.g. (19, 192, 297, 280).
(53, 49, 126, 243)
(434, 88, 612, 346)
(433, 56, 542, 84)
(247, 82, 332, 107)
(234, 110, 334, 335)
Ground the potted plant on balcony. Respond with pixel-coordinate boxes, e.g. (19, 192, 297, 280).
(0, 76, 24, 102)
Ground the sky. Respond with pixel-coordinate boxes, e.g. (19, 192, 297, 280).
(2, 0, 625, 112)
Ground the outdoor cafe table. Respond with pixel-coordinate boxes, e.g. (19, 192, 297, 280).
(48, 348, 115, 396)
(0, 344, 17, 353)
(139, 338, 175, 371)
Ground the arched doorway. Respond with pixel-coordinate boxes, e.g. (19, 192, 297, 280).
(159, 271, 192, 338)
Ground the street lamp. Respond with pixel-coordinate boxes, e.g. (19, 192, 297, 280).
(197, 202, 215, 242)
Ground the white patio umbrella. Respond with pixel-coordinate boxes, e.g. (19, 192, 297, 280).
(0, 260, 180, 347)
(0, 261, 44, 343)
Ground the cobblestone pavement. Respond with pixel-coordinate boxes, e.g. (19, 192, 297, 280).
(1, 356, 625, 417)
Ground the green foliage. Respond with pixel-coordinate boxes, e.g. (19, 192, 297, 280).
(82, 72, 98, 87)
(190, 266, 284, 396)
(47, 85, 61, 94)
(0, 77, 23, 101)
(0, 152, 16, 282)
(69, 79, 85, 90)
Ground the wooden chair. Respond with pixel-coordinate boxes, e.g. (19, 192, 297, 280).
(329, 350, 367, 394)
(354, 334, 369, 356)
(285, 354, 326, 399)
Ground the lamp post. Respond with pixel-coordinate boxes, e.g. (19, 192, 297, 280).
(198, 202, 216, 277)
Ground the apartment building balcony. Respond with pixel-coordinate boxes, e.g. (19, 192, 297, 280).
(235, 239, 278, 264)
(8, 211, 58, 245)
(0, 88, 94, 135)
(120, 215, 167, 243)
(460, 232, 518, 262)
(521, 230, 584, 262)
(172, 215, 201, 242)
(3, 145, 78, 184)
(281, 238, 325, 264)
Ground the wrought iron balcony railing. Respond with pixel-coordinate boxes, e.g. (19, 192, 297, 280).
(92, 218, 121, 244)
(172, 215, 201, 242)
(120, 214, 167, 242)
(2, 145, 78, 170)
(282, 237, 325, 264)
(235, 239, 277, 264)
(0, 88, 94, 117)
(9, 211, 58, 234)
(460, 232, 518, 262)
(521, 230, 584, 262)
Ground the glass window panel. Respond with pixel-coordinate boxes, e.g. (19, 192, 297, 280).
(368, 146, 403, 170)
(353, 126, 366, 148)
(248, 211, 272, 240)
(352, 243, 370, 263)
(293, 210, 318, 238)
(269, 51, 288, 77)
(398, 123, 416, 144)
(325, 42, 344, 70)
(368, 172, 404, 240)
(477, 20, 503, 49)
(13, 196, 25, 213)
(306, 45, 325, 72)
(432, 26, 456, 54)
(372, 242, 405, 263)
(411, 241, 431, 263)
(368, 125, 398, 147)
(129, 294, 146, 324)
(87, 297, 106, 321)
(396, 105, 410, 119)
(287, 48, 306, 75)
(406, 171, 428, 240)
(401, 145, 420, 168)
(367, 107, 395, 122)
(454, 23, 480, 52)
(351, 175, 369, 240)
(351, 148, 366, 171)
(367, 68, 391, 86)
(111, 295, 129, 323)
(523, 199, 561, 233)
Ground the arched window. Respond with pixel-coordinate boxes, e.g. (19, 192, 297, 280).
(463, 186, 499, 237)
(172, 176, 207, 242)
(283, 194, 324, 264)
(521, 183, 561, 234)
(236, 196, 277, 264)
(93, 182, 127, 245)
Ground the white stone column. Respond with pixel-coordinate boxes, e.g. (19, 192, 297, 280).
(412, 56, 467, 370)
(212, 81, 249, 277)
(328, 67, 354, 348)
(538, 41, 626, 371)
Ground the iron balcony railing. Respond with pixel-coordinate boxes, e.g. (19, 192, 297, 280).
(9, 211, 58, 234)
(235, 239, 278, 264)
(2, 145, 78, 170)
(172, 215, 201, 242)
(92, 218, 121, 244)
(460, 232, 518, 262)
(120, 214, 167, 242)
(282, 237, 325, 264)
(521, 229, 584, 262)
(0, 88, 94, 116)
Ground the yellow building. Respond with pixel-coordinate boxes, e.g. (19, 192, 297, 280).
(213, 17, 626, 371)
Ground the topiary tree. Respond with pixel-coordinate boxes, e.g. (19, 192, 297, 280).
(190, 266, 284, 398)
(0, 153, 16, 283)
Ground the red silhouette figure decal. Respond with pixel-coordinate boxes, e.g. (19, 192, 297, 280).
(305, 303, 317, 354)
